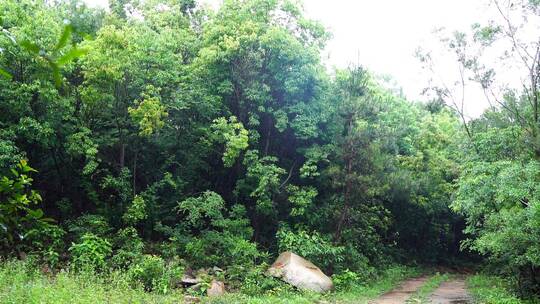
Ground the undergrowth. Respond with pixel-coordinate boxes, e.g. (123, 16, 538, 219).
(467, 274, 539, 304)
(0, 260, 421, 304)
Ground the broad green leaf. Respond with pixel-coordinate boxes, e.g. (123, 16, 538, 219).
(0, 68, 11, 79)
(54, 24, 73, 51)
(57, 47, 88, 66)
(20, 41, 40, 54)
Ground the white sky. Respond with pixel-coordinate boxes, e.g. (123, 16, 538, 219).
(83, 0, 512, 117)
(301, 0, 492, 117)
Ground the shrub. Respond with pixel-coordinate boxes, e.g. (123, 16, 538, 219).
(122, 195, 147, 226)
(176, 191, 226, 229)
(336, 244, 376, 279)
(110, 227, 144, 269)
(333, 269, 362, 291)
(227, 262, 293, 295)
(276, 226, 345, 271)
(0, 160, 52, 254)
(67, 214, 112, 241)
(26, 225, 66, 268)
(128, 255, 166, 291)
(453, 160, 540, 294)
(184, 232, 264, 268)
(69, 233, 112, 271)
(468, 275, 523, 304)
(172, 192, 264, 268)
(127, 255, 184, 293)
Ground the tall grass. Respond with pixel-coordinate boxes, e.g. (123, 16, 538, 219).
(0, 259, 422, 304)
(467, 274, 538, 304)
(0, 259, 182, 304)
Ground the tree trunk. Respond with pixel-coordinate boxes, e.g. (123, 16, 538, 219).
(334, 114, 355, 243)
(119, 143, 126, 168)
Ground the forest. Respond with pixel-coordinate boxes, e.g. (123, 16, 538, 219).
(0, 0, 539, 303)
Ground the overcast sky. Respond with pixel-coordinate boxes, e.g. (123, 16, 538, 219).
(302, 0, 493, 117)
(84, 0, 495, 117)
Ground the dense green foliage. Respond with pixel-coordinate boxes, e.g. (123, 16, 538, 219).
(0, 0, 539, 301)
(420, 0, 540, 296)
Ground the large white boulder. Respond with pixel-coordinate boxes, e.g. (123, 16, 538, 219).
(207, 279, 225, 297)
(267, 251, 333, 292)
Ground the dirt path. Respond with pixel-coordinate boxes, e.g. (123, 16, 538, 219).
(428, 278, 472, 304)
(368, 276, 429, 304)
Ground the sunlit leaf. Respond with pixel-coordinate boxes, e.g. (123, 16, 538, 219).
(55, 24, 73, 51)
(57, 47, 88, 66)
(27, 208, 44, 219)
(20, 41, 40, 54)
(0, 68, 11, 79)
(50, 63, 61, 87)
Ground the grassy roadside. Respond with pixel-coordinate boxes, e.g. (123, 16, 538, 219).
(0, 260, 183, 304)
(466, 274, 538, 304)
(0, 259, 423, 304)
(331, 266, 423, 304)
(207, 265, 423, 304)
(405, 273, 449, 304)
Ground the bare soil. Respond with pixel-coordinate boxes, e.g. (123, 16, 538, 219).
(368, 276, 429, 304)
(428, 278, 472, 304)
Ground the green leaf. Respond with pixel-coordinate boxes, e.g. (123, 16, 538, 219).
(57, 47, 88, 66)
(42, 217, 56, 223)
(27, 208, 44, 219)
(0, 68, 11, 80)
(20, 41, 40, 54)
(55, 24, 73, 51)
(50, 63, 61, 88)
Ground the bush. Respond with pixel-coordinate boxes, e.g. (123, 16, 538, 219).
(110, 227, 144, 269)
(26, 225, 66, 268)
(467, 274, 524, 304)
(227, 263, 293, 295)
(276, 226, 345, 271)
(171, 192, 264, 268)
(127, 255, 184, 293)
(0, 160, 51, 254)
(128, 255, 166, 291)
(453, 160, 540, 294)
(69, 233, 112, 271)
(333, 269, 362, 291)
(122, 195, 147, 226)
(336, 244, 376, 279)
(184, 232, 264, 268)
(67, 214, 112, 241)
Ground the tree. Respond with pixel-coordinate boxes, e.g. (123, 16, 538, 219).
(420, 0, 540, 293)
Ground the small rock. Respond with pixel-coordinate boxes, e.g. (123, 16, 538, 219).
(183, 295, 201, 303)
(181, 274, 201, 286)
(189, 283, 202, 291)
(207, 279, 225, 297)
(212, 266, 224, 273)
(196, 268, 209, 277)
